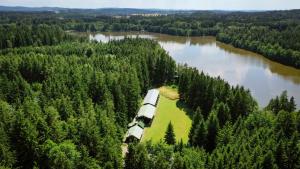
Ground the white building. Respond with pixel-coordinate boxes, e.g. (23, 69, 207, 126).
(124, 124, 144, 143)
(142, 89, 160, 106)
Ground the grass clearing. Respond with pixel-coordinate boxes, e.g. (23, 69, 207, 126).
(141, 87, 192, 144)
(159, 86, 180, 100)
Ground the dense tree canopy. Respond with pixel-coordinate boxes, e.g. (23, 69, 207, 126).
(0, 38, 176, 168)
(125, 101, 300, 169)
(0, 24, 81, 49)
(0, 10, 299, 169)
(1, 37, 299, 169)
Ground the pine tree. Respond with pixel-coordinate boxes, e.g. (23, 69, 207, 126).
(165, 121, 176, 145)
(288, 96, 296, 113)
(260, 151, 278, 169)
(126, 69, 141, 120)
(125, 144, 135, 169)
(206, 112, 219, 152)
(172, 153, 185, 169)
(193, 119, 207, 148)
(297, 113, 300, 133)
(112, 81, 127, 127)
(276, 110, 296, 138)
(215, 102, 231, 127)
(125, 144, 149, 169)
(155, 152, 170, 169)
(279, 91, 289, 111)
(188, 107, 203, 145)
(175, 139, 184, 153)
(286, 132, 300, 169)
(275, 141, 288, 169)
(43, 140, 81, 169)
(268, 96, 280, 114)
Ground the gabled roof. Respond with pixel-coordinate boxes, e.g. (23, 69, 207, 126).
(128, 119, 145, 129)
(128, 119, 137, 128)
(137, 104, 156, 120)
(142, 89, 159, 106)
(126, 125, 144, 140)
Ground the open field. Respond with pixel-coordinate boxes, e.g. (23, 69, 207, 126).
(141, 87, 192, 143)
(158, 86, 179, 100)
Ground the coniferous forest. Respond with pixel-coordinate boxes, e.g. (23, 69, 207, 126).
(1, 10, 300, 68)
(0, 10, 300, 169)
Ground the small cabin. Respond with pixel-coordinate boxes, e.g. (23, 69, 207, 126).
(124, 124, 144, 143)
(142, 89, 160, 107)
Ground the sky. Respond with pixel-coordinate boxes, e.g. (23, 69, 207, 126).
(0, 0, 300, 10)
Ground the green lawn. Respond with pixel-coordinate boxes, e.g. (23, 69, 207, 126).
(141, 94, 192, 144)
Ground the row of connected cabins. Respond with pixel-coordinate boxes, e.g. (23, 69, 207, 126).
(124, 89, 160, 143)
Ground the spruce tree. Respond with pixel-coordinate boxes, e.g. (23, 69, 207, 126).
(165, 121, 176, 145)
(172, 153, 185, 169)
(193, 119, 207, 148)
(276, 110, 296, 138)
(288, 96, 296, 112)
(297, 113, 300, 133)
(125, 144, 135, 169)
(125, 144, 149, 169)
(188, 107, 203, 145)
(260, 151, 277, 169)
(206, 112, 220, 152)
(215, 102, 231, 127)
(275, 141, 288, 169)
(85, 47, 94, 57)
(175, 139, 184, 153)
(280, 91, 289, 111)
(286, 132, 300, 169)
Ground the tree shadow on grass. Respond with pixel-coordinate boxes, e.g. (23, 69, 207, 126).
(176, 100, 194, 119)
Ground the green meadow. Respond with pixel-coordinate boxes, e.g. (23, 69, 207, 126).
(142, 87, 192, 143)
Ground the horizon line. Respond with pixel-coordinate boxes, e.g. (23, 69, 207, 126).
(0, 5, 299, 11)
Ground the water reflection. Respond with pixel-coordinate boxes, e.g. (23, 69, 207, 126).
(89, 32, 300, 108)
(216, 42, 300, 84)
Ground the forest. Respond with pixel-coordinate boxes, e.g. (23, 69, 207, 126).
(2, 10, 300, 68)
(0, 38, 176, 168)
(0, 10, 300, 169)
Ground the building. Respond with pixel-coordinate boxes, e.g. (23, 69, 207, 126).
(128, 119, 145, 129)
(124, 124, 144, 143)
(143, 89, 160, 107)
(123, 88, 160, 143)
(136, 104, 156, 125)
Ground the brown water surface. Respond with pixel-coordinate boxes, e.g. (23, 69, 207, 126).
(89, 32, 300, 108)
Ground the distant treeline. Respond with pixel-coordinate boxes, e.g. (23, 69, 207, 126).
(4, 10, 300, 68)
(0, 24, 83, 49)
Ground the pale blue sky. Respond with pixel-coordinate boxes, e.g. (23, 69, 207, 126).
(1, 0, 300, 10)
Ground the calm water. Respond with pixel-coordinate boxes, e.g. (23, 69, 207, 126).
(89, 32, 300, 108)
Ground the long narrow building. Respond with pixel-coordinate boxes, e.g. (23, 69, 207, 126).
(124, 89, 160, 143)
(142, 89, 160, 107)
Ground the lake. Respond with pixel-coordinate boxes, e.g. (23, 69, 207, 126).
(89, 32, 300, 108)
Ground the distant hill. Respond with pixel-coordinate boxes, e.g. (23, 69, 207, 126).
(0, 6, 195, 15)
(0, 6, 65, 12)
(1, 6, 298, 16)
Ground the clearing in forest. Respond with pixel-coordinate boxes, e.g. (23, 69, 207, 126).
(141, 86, 192, 144)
